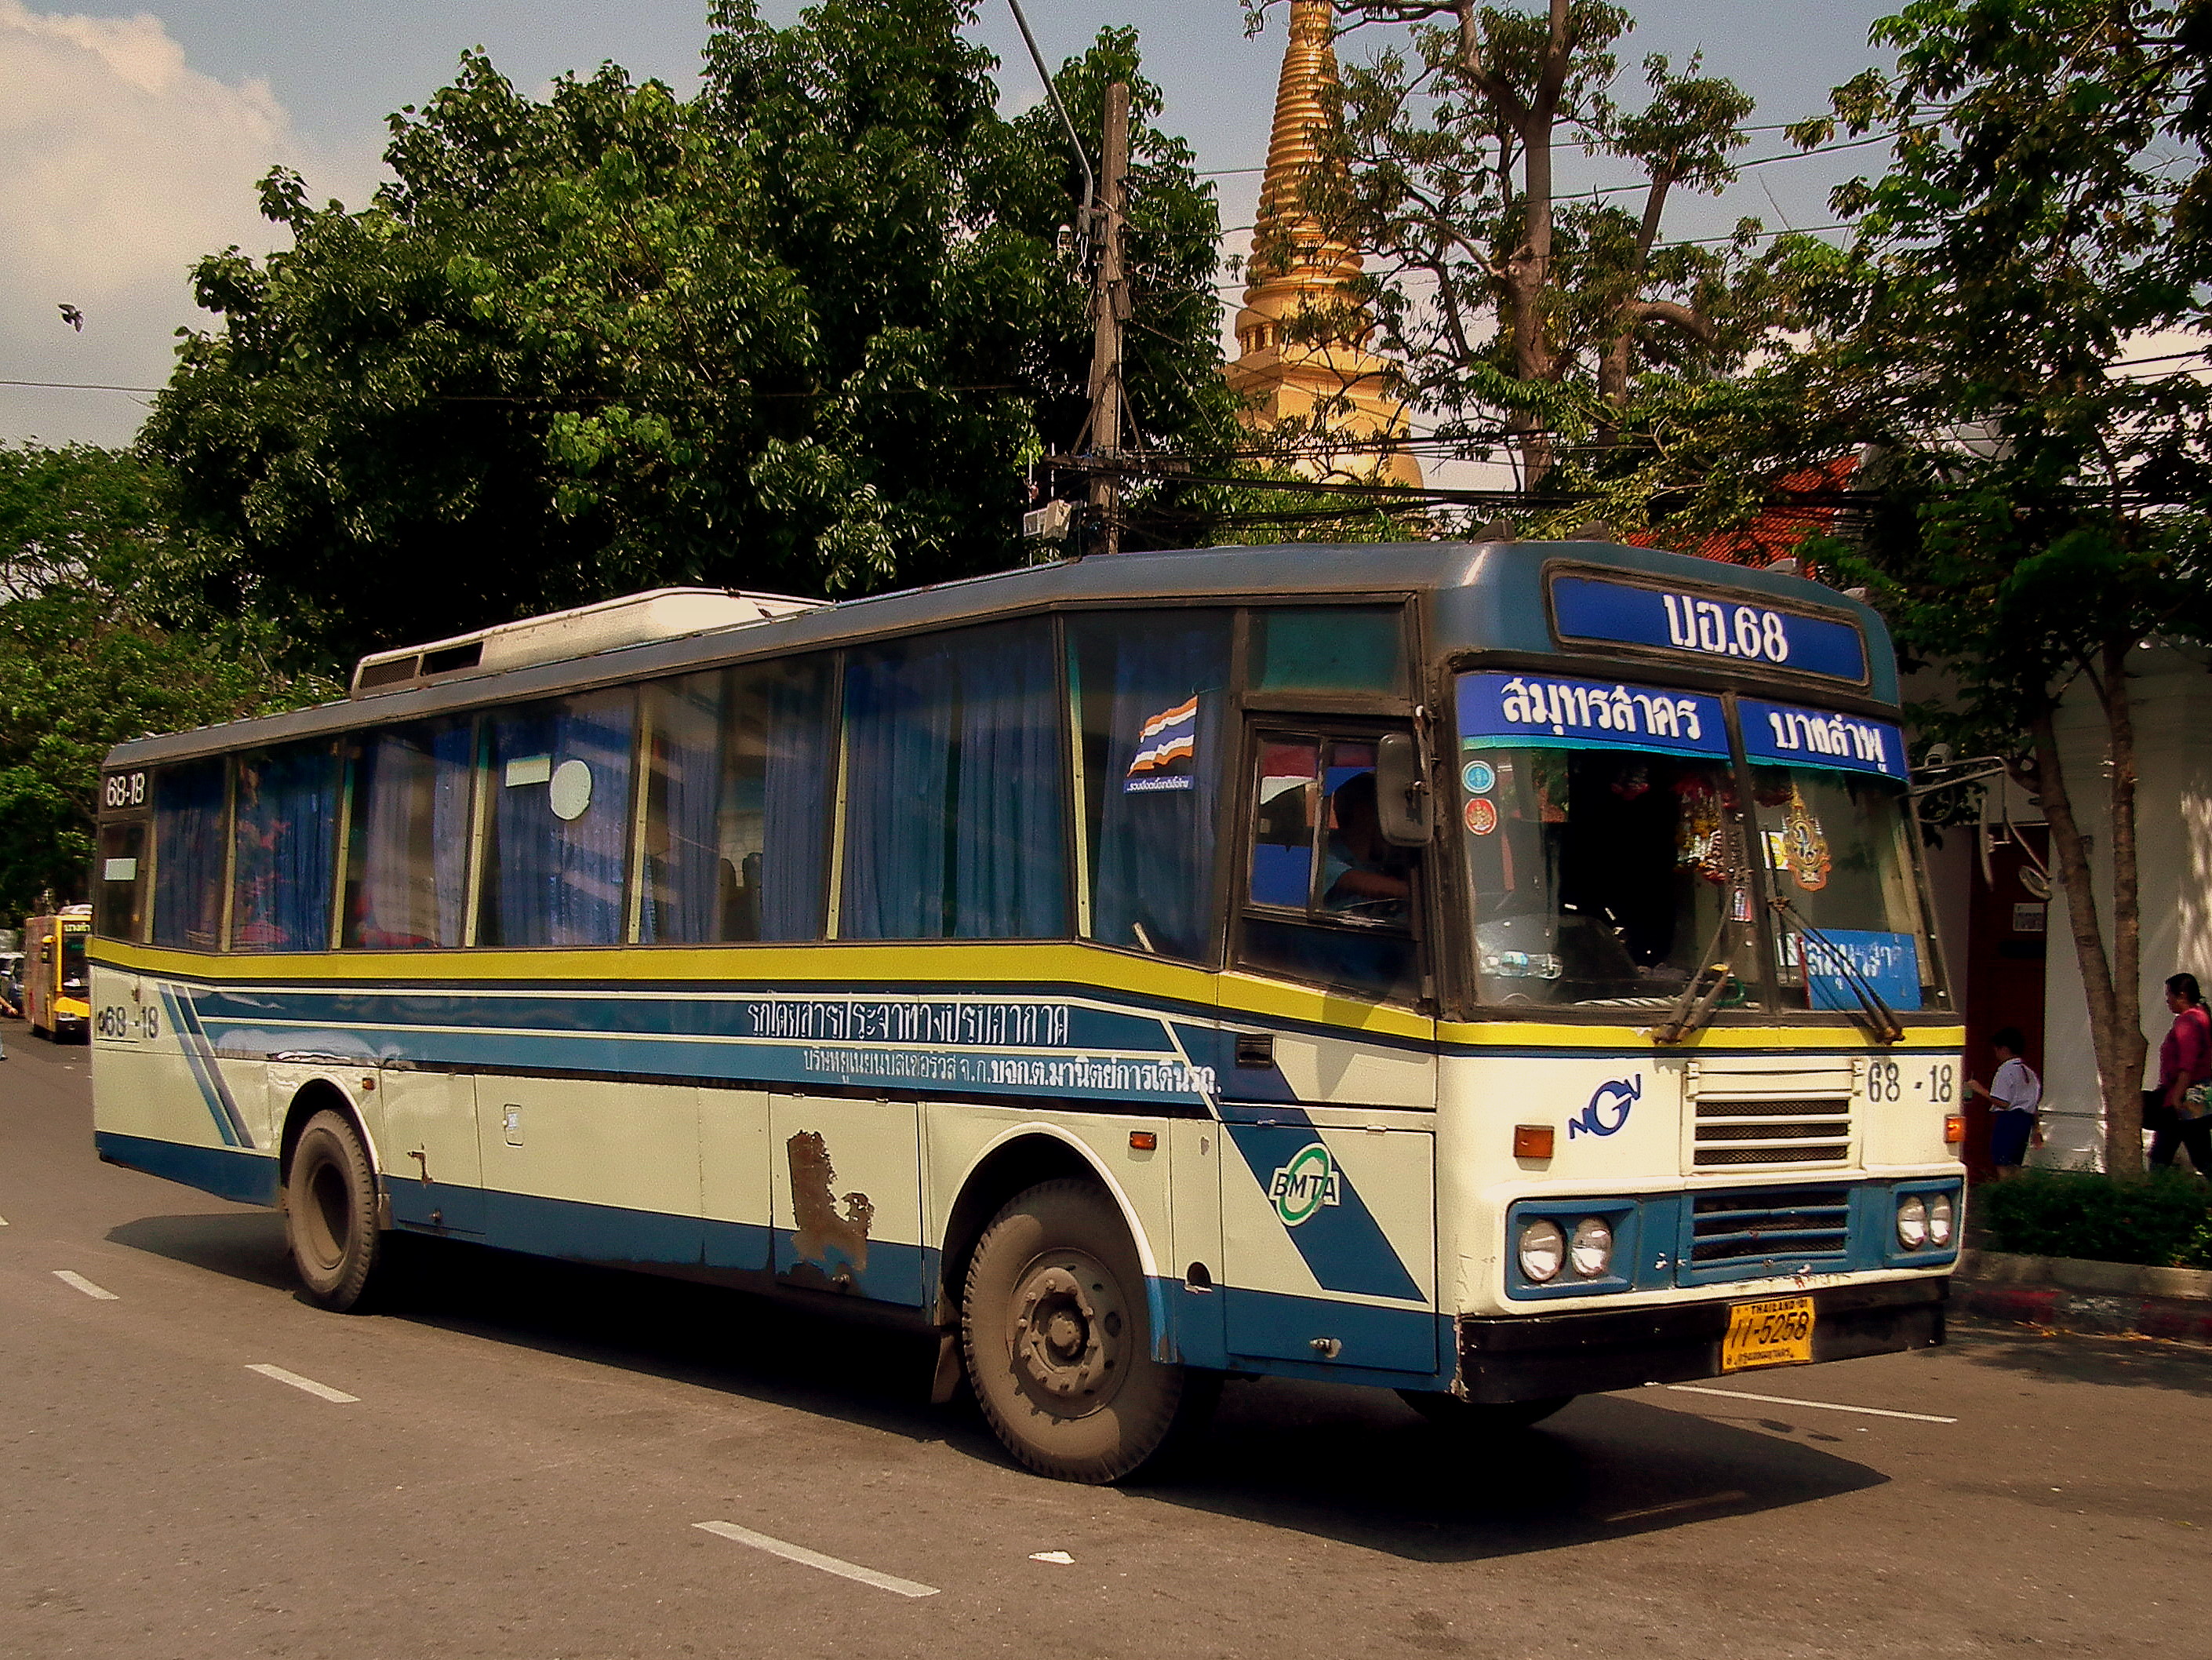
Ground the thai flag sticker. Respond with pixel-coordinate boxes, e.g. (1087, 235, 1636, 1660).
(1125, 696, 1199, 792)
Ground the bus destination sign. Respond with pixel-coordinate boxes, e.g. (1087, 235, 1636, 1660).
(1550, 572, 1868, 683)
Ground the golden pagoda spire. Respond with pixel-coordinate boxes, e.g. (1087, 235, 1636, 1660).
(1226, 0, 1421, 488)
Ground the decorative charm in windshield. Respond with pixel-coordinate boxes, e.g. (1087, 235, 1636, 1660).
(1739, 699, 1906, 779)
(1549, 572, 1868, 683)
(1459, 672, 1727, 759)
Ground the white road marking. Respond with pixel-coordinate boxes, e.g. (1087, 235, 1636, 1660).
(246, 1364, 359, 1403)
(53, 1270, 118, 1300)
(0, 1214, 9, 1225)
(1661, 1384, 1958, 1424)
(1030, 1551, 1075, 1564)
(693, 1520, 940, 1598)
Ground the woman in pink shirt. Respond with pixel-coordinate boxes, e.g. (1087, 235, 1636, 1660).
(2147, 972, 2212, 1174)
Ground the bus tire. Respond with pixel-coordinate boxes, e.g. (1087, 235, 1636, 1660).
(1396, 1389, 1574, 1433)
(285, 1109, 387, 1312)
(962, 1178, 1216, 1484)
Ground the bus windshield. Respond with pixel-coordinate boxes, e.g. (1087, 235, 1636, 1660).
(1454, 672, 1942, 1013)
(1460, 744, 1748, 1008)
(60, 927, 89, 995)
(1752, 763, 1943, 1012)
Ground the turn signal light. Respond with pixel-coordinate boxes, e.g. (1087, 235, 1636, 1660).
(1944, 1114, 1966, 1146)
(1514, 1124, 1555, 1159)
(1128, 1130, 1158, 1152)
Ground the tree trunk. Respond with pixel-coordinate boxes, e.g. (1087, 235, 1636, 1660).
(1457, 0, 1568, 487)
(2029, 691, 2146, 1175)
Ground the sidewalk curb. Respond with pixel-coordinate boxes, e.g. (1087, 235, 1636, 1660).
(1953, 1249, 2212, 1343)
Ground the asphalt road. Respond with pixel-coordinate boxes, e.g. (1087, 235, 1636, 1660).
(4, 1029, 2209, 1660)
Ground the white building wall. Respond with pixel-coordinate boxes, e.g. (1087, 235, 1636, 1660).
(2039, 646, 2212, 1166)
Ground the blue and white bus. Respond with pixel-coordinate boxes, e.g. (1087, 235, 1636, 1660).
(89, 539, 1966, 1482)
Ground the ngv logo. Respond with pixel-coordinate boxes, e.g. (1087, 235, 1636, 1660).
(1268, 1141, 1342, 1226)
(1569, 1076, 1641, 1139)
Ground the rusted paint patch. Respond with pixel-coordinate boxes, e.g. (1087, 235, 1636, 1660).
(787, 1130, 872, 1279)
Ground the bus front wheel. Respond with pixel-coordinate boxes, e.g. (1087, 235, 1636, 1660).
(962, 1179, 1217, 1484)
(1397, 1389, 1574, 1433)
(285, 1109, 389, 1312)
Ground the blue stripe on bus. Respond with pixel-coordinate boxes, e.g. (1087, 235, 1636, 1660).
(157, 985, 253, 1148)
(1222, 1118, 1425, 1303)
(94, 1130, 279, 1207)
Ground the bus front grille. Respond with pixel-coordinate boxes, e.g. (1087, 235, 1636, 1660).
(1688, 1189, 1853, 1268)
(1692, 1095, 1852, 1168)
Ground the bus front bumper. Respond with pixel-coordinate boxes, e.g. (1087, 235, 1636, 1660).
(1454, 1276, 1946, 1403)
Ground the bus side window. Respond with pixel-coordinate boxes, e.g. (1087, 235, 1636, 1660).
(1067, 609, 1232, 962)
(839, 620, 1067, 941)
(638, 655, 835, 945)
(231, 740, 341, 952)
(1239, 734, 1421, 1002)
(478, 690, 636, 948)
(342, 717, 475, 949)
(151, 757, 229, 951)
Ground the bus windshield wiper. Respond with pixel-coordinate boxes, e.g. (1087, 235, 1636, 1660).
(1768, 895, 1905, 1045)
(1654, 913, 1743, 1045)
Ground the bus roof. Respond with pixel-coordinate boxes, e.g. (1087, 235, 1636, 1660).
(104, 539, 1895, 767)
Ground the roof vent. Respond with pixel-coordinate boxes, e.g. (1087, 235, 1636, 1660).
(349, 588, 822, 697)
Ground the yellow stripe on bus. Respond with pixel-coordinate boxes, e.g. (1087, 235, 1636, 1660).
(89, 937, 1960, 1052)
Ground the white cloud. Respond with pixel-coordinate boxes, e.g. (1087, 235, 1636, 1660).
(0, 3, 366, 446)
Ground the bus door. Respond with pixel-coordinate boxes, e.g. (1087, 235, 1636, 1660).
(1216, 724, 1441, 1375)
(379, 1068, 486, 1235)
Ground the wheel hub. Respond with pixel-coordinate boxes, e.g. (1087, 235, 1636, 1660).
(1010, 1256, 1124, 1412)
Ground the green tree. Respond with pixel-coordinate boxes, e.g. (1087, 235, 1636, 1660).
(0, 443, 331, 918)
(1769, 0, 2212, 1173)
(1241, 0, 1782, 493)
(144, 0, 1229, 666)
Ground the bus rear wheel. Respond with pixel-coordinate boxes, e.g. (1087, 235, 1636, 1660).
(1397, 1389, 1574, 1433)
(285, 1109, 388, 1312)
(962, 1179, 1216, 1484)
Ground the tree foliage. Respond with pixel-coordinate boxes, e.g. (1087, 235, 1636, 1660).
(1763, 0, 2212, 1171)
(1243, 0, 1792, 493)
(143, 0, 1231, 666)
(0, 444, 332, 919)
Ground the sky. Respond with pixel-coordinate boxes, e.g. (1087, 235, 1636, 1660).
(1, 0, 1912, 450)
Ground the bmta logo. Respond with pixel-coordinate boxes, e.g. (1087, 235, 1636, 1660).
(1268, 1141, 1341, 1226)
(1569, 1076, 1641, 1139)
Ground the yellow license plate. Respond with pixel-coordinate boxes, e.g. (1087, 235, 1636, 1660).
(1722, 1296, 1816, 1371)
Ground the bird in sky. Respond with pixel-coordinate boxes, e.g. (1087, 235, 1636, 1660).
(58, 304, 83, 331)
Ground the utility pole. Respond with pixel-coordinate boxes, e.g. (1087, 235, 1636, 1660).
(1084, 82, 1130, 556)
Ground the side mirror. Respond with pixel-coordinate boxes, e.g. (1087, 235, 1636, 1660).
(1376, 731, 1432, 847)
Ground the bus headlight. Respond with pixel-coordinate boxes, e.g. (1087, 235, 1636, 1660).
(1518, 1218, 1566, 1283)
(1895, 1193, 1930, 1250)
(1926, 1190, 1956, 1248)
(1570, 1216, 1614, 1279)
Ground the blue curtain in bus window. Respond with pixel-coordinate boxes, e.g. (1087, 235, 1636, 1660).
(1076, 612, 1231, 960)
(842, 623, 1066, 940)
(151, 758, 228, 950)
(842, 637, 956, 938)
(231, 742, 339, 952)
(759, 658, 834, 941)
(346, 718, 475, 948)
(482, 689, 634, 947)
(951, 626, 1066, 938)
(638, 673, 723, 944)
